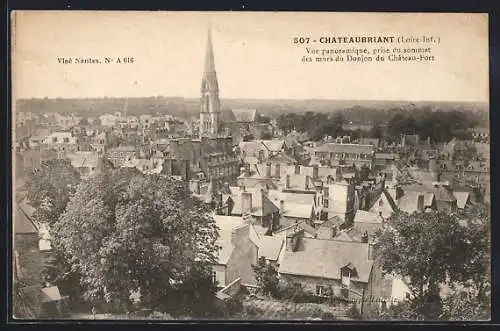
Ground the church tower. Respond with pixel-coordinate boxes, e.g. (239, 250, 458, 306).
(200, 29, 221, 137)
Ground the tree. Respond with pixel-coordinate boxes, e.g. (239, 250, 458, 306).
(79, 117, 89, 126)
(252, 257, 279, 297)
(370, 123, 383, 139)
(440, 203, 491, 320)
(24, 159, 81, 226)
(373, 210, 470, 320)
(52, 170, 220, 314)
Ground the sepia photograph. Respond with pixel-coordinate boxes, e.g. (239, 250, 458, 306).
(11, 11, 490, 321)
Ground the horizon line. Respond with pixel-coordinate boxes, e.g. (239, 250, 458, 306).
(14, 96, 490, 104)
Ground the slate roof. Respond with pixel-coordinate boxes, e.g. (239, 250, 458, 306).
(354, 210, 383, 224)
(401, 182, 456, 203)
(14, 203, 38, 234)
(66, 151, 99, 168)
(396, 191, 435, 214)
(258, 236, 285, 262)
(267, 190, 315, 219)
(278, 239, 373, 283)
(314, 143, 375, 155)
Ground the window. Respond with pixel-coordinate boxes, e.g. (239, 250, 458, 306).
(212, 271, 217, 284)
(323, 198, 329, 208)
(316, 285, 326, 296)
(52, 137, 57, 143)
(341, 269, 351, 287)
(63, 137, 70, 143)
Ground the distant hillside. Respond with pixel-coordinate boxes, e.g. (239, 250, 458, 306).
(15, 97, 489, 125)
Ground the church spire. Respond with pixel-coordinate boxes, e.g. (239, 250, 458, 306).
(201, 29, 219, 93)
(204, 29, 216, 74)
(200, 28, 221, 137)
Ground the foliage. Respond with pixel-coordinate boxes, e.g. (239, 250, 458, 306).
(24, 159, 81, 226)
(252, 257, 279, 297)
(347, 304, 362, 320)
(79, 117, 89, 126)
(388, 110, 478, 143)
(276, 107, 479, 144)
(275, 280, 310, 303)
(440, 203, 491, 320)
(159, 263, 220, 318)
(52, 170, 220, 315)
(374, 204, 490, 320)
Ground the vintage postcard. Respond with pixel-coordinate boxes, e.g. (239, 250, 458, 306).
(11, 11, 490, 321)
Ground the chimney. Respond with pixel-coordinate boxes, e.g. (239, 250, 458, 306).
(265, 162, 272, 178)
(295, 164, 300, 174)
(417, 194, 425, 213)
(164, 158, 173, 175)
(335, 168, 342, 182)
(368, 242, 375, 261)
(183, 159, 190, 181)
(280, 200, 285, 215)
(313, 165, 319, 179)
(428, 156, 437, 173)
(242, 192, 253, 216)
(231, 224, 250, 247)
(274, 163, 281, 178)
(331, 225, 338, 238)
(286, 228, 304, 252)
(191, 179, 201, 195)
(285, 174, 291, 189)
(361, 231, 369, 243)
(392, 166, 398, 183)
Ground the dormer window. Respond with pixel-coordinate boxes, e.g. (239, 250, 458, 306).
(341, 263, 357, 288)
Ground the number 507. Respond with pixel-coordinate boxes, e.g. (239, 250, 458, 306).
(293, 37, 310, 44)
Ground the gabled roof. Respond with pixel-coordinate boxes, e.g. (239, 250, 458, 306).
(453, 191, 470, 209)
(396, 191, 435, 214)
(278, 239, 373, 283)
(261, 140, 285, 152)
(368, 189, 398, 218)
(230, 187, 279, 217)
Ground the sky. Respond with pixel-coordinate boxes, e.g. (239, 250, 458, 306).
(12, 11, 489, 102)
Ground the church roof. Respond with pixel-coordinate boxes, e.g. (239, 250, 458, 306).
(232, 109, 258, 123)
(219, 110, 237, 123)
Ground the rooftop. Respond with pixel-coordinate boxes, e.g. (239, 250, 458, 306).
(278, 238, 373, 283)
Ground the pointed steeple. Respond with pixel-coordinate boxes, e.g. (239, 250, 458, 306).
(201, 29, 219, 93)
(204, 29, 216, 74)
